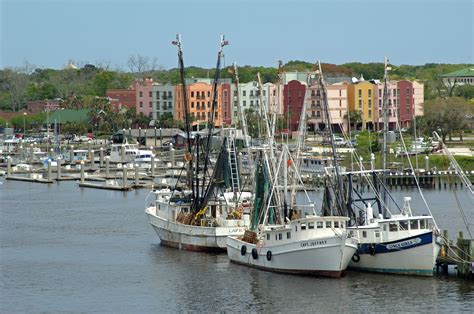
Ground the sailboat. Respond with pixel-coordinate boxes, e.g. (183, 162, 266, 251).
(343, 58, 441, 275)
(145, 35, 252, 252)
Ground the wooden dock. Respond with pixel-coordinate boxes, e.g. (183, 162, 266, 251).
(436, 230, 473, 279)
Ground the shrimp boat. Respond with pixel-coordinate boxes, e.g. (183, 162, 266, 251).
(342, 59, 441, 275)
(347, 198, 440, 275)
(145, 34, 252, 252)
(227, 144, 358, 277)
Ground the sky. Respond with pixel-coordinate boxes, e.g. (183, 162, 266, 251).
(1, 0, 473, 70)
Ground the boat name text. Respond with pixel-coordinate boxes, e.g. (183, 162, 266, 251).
(301, 240, 327, 247)
(386, 238, 421, 250)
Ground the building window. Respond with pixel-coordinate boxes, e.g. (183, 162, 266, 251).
(263, 90, 266, 96)
(242, 90, 246, 97)
(191, 102, 194, 108)
(379, 99, 382, 107)
(317, 111, 320, 117)
(207, 101, 211, 108)
(243, 100, 246, 106)
(207, 91, 210, 97)
(191, 91, 194, 97)
(250, 100, 253, 106)
(156, 92, 160, 99)
(339, 110, 342, 117)
(368, 110, 372, 117)
(139, 91, 143, 97)
(139, 101, 143, 108)
(168, 91, 172, 98)
(358, 89, 362, 97)
(169, 101, 172, 108)
(149, 102, 152, 108)
(339, 89, 342, 96)
(339, 100, 342, 107)
(358, 100, 362, 109)
(379, 89, 382, 97)
(149, 91, 152, 97)
(368, 89, 372, 97)
(368, 99, 371, 107)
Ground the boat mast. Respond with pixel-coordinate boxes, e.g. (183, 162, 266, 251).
(230, 63, 254, 174)
(172, 34, 195, 201)
(318, 61, 344, 214)
(381, 57, 390, 216)
(198, 35, 228, 207)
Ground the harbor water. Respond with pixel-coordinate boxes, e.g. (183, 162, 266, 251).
(1, 179, 473, 312)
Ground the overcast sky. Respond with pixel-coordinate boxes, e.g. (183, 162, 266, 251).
(1, 0, 473, 70)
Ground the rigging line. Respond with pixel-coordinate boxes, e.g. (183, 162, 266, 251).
(393, 109, 438, 229)
(452, 189, 473, 238)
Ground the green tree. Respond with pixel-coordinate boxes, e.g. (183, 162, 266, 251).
(420, 97, 472, 142)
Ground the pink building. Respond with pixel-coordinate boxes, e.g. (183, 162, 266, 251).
(307, 82, 349, 133)
(375, 81, 399, 130)
(133, 77, 155, 118)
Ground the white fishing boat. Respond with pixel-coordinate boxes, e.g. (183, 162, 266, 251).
(228, 139, 357, 277)
(145, 34, 252, 252)
(347, 200, 441, 275)
(227, 215, 357, 277)
(344, 59, 441, 276)
(145, 189, 252, 252)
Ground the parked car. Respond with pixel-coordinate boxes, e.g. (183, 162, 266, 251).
(333, 137, 346, 146)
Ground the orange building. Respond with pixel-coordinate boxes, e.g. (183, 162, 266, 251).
(174, 81, 223, 128)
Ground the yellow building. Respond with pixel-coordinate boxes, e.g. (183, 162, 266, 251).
(347, 81, 377, 129)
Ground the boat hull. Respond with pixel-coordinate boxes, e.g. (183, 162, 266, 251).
(227, 235, 357, 278)
(349, 231, 441, 276)
(146, 209, 246, 253)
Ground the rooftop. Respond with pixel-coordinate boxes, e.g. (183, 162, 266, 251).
(440, 67, 474, 78)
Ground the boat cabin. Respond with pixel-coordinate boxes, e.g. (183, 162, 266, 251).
(348, 216, 436, 243)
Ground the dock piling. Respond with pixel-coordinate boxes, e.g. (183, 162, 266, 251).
(122, 167, 128, 188)
(47, 159, 52, 181)
(7, 156, 11, 177)
(105, 156, 110, 178)
(134, 164, 139, 185)
(99, 147, 104, 168)
(80, 161, 85, 184)
(57, 156, 62, 180)
(151, 154, 155, 177)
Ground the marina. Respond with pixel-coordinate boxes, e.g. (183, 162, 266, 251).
(1, 179, 473, 312)
(1, 1, 474, 311)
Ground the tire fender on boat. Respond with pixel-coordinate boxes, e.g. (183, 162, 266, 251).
(351, 253, 360, 263)
(241, 245, 247, 256)
(266, 250, 272, 261)
(251, 248, 258, 259)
